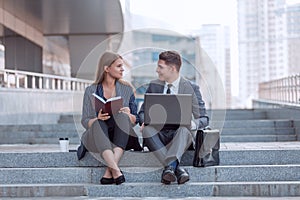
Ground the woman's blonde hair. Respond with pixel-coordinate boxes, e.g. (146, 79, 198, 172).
(94, 51, 122, 84)
(93, 51, 134, 89)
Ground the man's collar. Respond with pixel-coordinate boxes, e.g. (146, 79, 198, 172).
(166, 76, 181, 88)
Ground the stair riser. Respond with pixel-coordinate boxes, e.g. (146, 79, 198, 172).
(211, 120, 293, 128)
(86, 183, 300, 197)
(0, 185, 85, 197)
(2, 182, 299, 198)
(214, 183, 300, 197)
(0, 120, 293, 131)
(0, 138, 80, 145)
(0, 124, 84, 132)
(0, 131, 79, 138)
(1, 127, 294, 136)
(221, 135, 296, 142)
(221, 128, 295, 135)
(0, 136, 296, 145)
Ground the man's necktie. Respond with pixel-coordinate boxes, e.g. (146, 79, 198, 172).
(166, 84, 172, 94)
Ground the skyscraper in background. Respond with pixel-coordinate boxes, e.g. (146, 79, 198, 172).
(195, 25, 232, 108)
(238, 0, 300, 107)
(286, 2, 300, 75)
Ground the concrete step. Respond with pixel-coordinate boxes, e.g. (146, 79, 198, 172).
(211, 119, 293, 128)
(1, 149, 300, 168)
(0, 136, 296, 145)
(0, 184, 86, 198)
(64, 109, 268, 123)
(1, 134, 294, 146)
(0, 129, 294, 144)
(85, 181, 300, 197)
(0, 123, 84, 144)
(0, 119, 293, 131)
(221, 127, 295, 135)
(0, 123, 84, 132)
(1, 165, 300, 184)
(208, 109, 268, 120)
(221, 135, 297, 142)
(58, 114, 81, 124)
(1, 141, 300, 198)
(1, 181, 300, 198)
(0, 135, 80, 144)
(0, 121, 295, 145)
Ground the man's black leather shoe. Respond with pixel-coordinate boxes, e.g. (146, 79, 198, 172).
(77, 142, 87, 160)
(161, 166, 176, 183)
(175, 167, 190, 184)
(161, 178, 171, 185)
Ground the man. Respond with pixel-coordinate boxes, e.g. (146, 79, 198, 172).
(138, 50, 209, 184)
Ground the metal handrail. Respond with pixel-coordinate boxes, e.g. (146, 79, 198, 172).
(258, 74, 300, 104)
(0, 69, 93, 91)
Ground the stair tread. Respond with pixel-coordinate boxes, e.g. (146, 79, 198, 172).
(2, 180, 300, 186)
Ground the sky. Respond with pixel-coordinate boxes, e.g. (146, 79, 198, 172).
(129, 0, 300, 32)
(129, 0, 237, 31)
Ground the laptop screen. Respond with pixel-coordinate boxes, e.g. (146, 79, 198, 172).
(144, 93, 192, 127)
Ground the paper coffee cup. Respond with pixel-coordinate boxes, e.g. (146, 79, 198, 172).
(59, 138, 69, 152)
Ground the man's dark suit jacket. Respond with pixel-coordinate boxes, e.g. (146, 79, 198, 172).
(138, 77, 209, 129)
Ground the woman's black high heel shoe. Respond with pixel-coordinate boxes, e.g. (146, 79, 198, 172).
(114, 174, 125, 185)
(114, 171, 125, 185)
(100, 177, 115, 185)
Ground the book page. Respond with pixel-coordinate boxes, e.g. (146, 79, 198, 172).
(92, 93, 106, 104)
(107, 96, 122, 102)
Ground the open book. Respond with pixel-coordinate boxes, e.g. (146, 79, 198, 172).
(92, 93, 123, 115)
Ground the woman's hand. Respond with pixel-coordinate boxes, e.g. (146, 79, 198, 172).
(119, 107, 130, 115)
(140, 123, 145, 132)
(119, 107, 136, 124)
(98, 109, 110, 121)
(87, 109, 110, 128)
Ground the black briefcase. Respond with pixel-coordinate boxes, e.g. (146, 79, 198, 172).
(193, 128, 220, 167)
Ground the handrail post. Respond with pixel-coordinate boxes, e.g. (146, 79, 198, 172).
(57, 79, 61, 90)
(15, 73, 19, 88)
(52, 78, 55, 90)
(32, 76, 36, 89)
(39, 77, 43, 89)
(24, 76, 28, 88)
(6, 72, 10, 88)
(45, 78, 49, 89)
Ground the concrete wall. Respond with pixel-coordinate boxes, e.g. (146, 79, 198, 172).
(0, 88, 83, 124)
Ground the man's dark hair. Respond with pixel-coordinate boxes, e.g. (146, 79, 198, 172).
(159, 51, 182, 71)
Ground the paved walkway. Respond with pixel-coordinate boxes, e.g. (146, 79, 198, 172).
(0, 142, 300, 153)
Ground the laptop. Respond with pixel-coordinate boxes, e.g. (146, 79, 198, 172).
(144, 93, 192, 127)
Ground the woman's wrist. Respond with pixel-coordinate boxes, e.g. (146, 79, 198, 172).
(129, 114, 136, 124)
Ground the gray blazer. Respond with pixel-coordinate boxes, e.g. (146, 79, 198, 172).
(81, 81, 138, 130)
(138, 77, 209, 129)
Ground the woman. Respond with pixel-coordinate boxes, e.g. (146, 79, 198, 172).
(81, 51, 139, 185)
